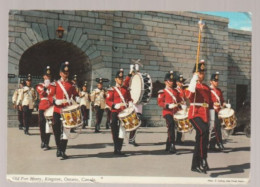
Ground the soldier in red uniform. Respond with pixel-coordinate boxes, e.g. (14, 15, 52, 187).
(52, 61, 80, 159)
(209, 72, 230, 151)
(36, 66, 55, 150)
(158, 71, 182, 154)
(106, 69, 132, 156)
(186, 60, 213, 173)
(175, 74, 187, 144)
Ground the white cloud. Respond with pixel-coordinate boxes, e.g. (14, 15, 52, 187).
(240, 26, 252, 31)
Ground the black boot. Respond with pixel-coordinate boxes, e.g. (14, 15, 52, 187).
(169, 143, 177, 154)
(209, 144, 219, 152)
(41, 142, 45, 149)
(61, 151, 68, 159)
(217, 143, 225, 151)
(191, 157, 203, 173)
(19, 124, 23, 130)
(129, 141, 139, 147)
(200, 159, 208, 174)
(106, 122, 110, 129)
(56, 149, 62, 157)
(44, 134, 51, 150)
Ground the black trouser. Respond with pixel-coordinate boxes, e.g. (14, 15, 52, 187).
(209, 112, 223, 147)
(94, 106, 104, 130)
(53, 112, 68, 152)
(38, 110, 51, 146)
(189, 117, 209, 168)
(105, 108, 111, 128)
(164, 114, 176, 145)
(129, 113, 142, 142)
(111, 112, 124, 152)
(176, 131, 183, 142)
(23, 106, 33, 132)
(81, 105, 89, 126)
(17, 107, 23, 128)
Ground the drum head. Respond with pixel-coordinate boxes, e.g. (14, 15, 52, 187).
(118, 107, 134, 118)
(218, 108, 234, 118)
(62, 104, 80, 112)
(130, 73, 144, 104)
(174, 109, 188, 120)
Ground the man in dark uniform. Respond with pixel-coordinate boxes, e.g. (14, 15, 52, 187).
(12, 79, 25, 130)
(175, 74, 187, 144)
(106, 69, 132, 155)
(90, 78, 107, 133)
(18, 74, 37, 135)
(158, 71, 182, 154)
(52, 61, 80, 159)
(185, 59, 213, 173)
(36, 66, 55, 150)
(209, 72, 230, 151)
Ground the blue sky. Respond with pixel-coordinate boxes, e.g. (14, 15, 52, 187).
(196, 12, 252, 31)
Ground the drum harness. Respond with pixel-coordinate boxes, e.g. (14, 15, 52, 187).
(164, 88, 178, 108)
(210, 89, 222, 109)
(57, 80, 72, 105)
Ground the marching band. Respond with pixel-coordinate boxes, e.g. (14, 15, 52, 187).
(10, 18, 238, 173)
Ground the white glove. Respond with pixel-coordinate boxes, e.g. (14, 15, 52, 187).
(181, 105, 187, 110)
(129, 64, 134, 74)
(114, 103, 121, 109)
(226, 103, 231, 109)
(188, 74, 198, 92)
(44, 79, 50, 87)
(128, 101, 133, 108)
(209, 121, 215, 130)
(76, 96, 81, 103)
(168, 103, 177, 109)
(209, 109, 215, 121)
(55, 99, 63, 105)
(135, 64, 139, 72)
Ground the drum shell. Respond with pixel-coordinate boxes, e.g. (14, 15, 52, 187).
(174, 109, 193, 133)
(118, 107, 141, 132)
(61, 104, 83, 128)
(218, 108, 237, 130)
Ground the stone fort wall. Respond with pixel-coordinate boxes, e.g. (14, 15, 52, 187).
(8, 10, 251, 126)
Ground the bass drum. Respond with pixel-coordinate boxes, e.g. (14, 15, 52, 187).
(130, 72, 153, 105)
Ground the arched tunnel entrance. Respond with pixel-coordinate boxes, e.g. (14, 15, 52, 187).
(19, 40, 91, 87)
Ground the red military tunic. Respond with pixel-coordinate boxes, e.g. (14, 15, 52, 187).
(157, 87, 181, 117)
(210, 86, 225, 113)
(36, 82, 55, 110)
(186, 82, 213, 123)
(106, 76, 132, 113)
(53, 79, 79, 114)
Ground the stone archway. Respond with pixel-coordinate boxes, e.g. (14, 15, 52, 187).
(19, 39, 91, 84)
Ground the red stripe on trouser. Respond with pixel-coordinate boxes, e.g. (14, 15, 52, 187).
(191, 119, 203, 158)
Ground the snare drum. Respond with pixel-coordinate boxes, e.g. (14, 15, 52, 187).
(61, 104, 83, 128)
(130, 72, 153, 105)
(218, 108, 237, 130)
(174, 109, 193, 133)
(118, 106, 141, 132)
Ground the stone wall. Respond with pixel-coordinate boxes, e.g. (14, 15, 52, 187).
(8, 10, 251, 127)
